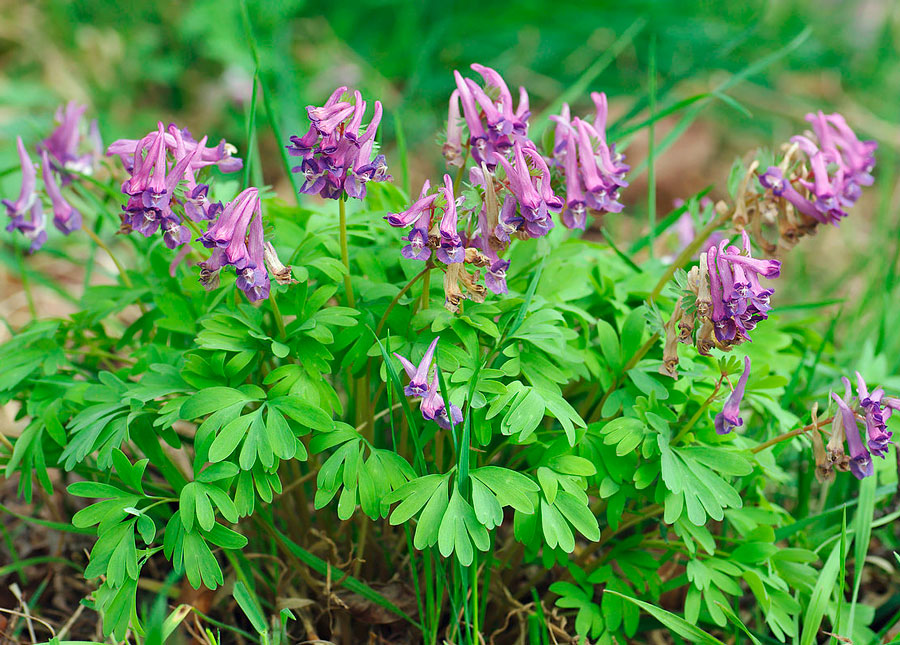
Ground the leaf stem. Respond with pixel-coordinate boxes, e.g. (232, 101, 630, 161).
(671, 374, 724, 444)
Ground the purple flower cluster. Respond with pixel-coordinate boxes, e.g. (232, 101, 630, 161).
(446, 64, 531, 168)
(715, 356, 751, 435)
(704, 231, 781, 345)
(38, 101, 103, 183)
(395, 337, 462, 430)
(758, 111, 876, 227)
(388, 63, 629, 312)
(287, 87, 390, 200)
(198, 187, 275, 302)
(4, 134, 86, 253)
(828, 373, 896, 480)
(107, 123, 243, 248)
(550, 92, 628, 229)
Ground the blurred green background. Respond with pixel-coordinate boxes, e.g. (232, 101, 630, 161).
(1, 0, 899, 365)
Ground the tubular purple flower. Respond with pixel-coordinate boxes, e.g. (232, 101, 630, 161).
(4, 137, 46, 252)
(551, 103, 572, 157)
(494, 194, 522, 244)
(395, 337, 439, 398)
(436, 174, 465, 264)
(420, 373, 464, 429)
(515, 85, 530, 122)
(470, 63, 514, 117)
(443, 90, 464, 167)
(343, 91, 366, 142)
(385, 180, 438, 227)
(591, 92, 608, 133)
(831, 391, 874, 479)
(706, 246, 725, 322)
(41, 151, 81, 234)
(560, 135, 586, 229)
(523, 147, 563, 210)
(758, 167, 828, 224)
(40, 101, 93, 176)
(715, 356, 751, 434)
(402, 208, 432, 261)
(719, 252, 781, 279)
(235, 212, 270, 302)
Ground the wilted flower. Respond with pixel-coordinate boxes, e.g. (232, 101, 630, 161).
(287, 87, 389, 200)
(714, 356, 751, 434)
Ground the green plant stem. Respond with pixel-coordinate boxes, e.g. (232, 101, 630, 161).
(82, 226, 133, 289)
(269, 289, 287, 339)
(338, 198, 355, 308)
(750, 417, 833, 454)
(648, 209, 730, 302)
(671, 375, 724, 444)
(589, 331, 660, 422)
(420, 269, 431, 311)
(15, 245, 37, 321)
(376, 264, 432, 336)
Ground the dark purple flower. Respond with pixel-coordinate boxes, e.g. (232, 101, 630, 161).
(854, 372, 893, 458)
(493, 194, 523, 244)
(4, 137, 46, 252)
(714, 356, 750, 434)
(234, 211, 270, 302)
(395, 337, 439, 398)
(41, 151, 81, 234)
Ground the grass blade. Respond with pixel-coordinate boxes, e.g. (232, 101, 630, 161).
(800, 537, 850, 645)
(604, 590, 725, 644)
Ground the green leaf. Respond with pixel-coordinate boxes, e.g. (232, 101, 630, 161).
(181, 387, 255, 419)
(800, 539, 848, 645)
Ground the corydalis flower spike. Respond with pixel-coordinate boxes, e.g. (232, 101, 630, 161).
(714, 356, 751, 434)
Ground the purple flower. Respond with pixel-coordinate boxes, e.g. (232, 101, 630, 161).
(41, 151, 82, 234)
(386, 180, 439, 228)
(39, 101, 97, 180)
(201, 188, 260, 270)
(443, 90, 464, 167)
(402, 206, 432, 262)
(832, 388, 874, 480)
(234, 211, 270, 302)
(550, 94, 627, 225)
(435, 174, 465, 264)
(854, 372, 893, 458)
(495, 141, 559, 239)
(493, 194, 523, 244)
(421, 373, 463, 430)
(288, 88, 389, 201)
(452, 64, 531, 167)
(4, 137, 46, 253)
(761, 111, 875, 229)
(394, 337, 439, 397)
(714, 356, 750, 434)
